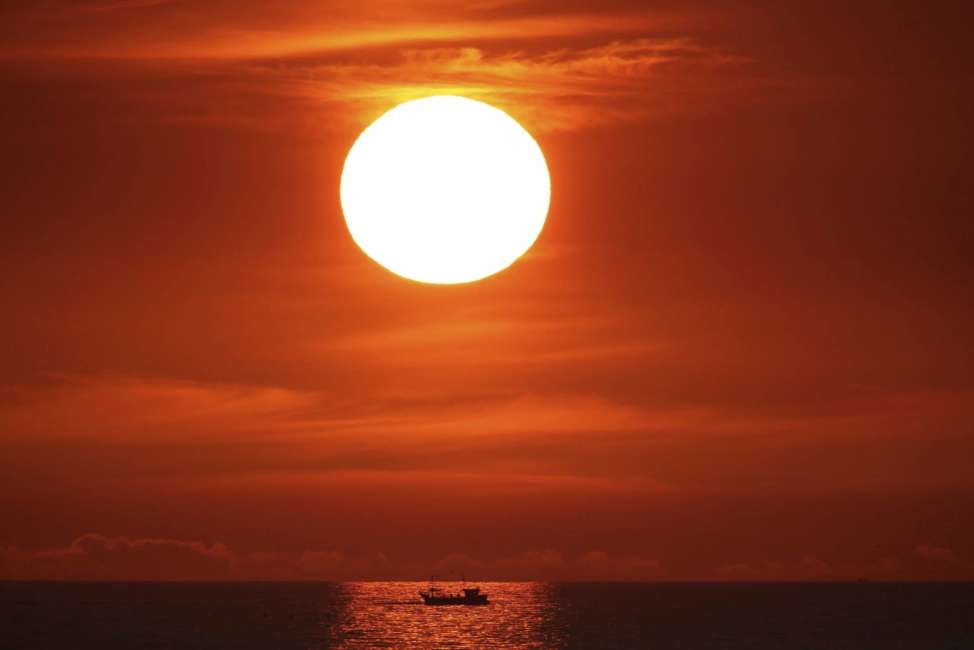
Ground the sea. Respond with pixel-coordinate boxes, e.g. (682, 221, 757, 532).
(1, 581, 972, 649)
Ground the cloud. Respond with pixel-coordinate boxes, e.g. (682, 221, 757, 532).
(2, 5, 700, 61)
(3, 372, 971, 497)
(0, 534, 659, 581)
(915, 544, 966, 567)
(432, 548, 662, 581)
(0, 534, 385, 581)
(1, 3, 747, 132)
(252, 38, 746, 131)
(715, 549, 974, 582)
(73, 0, 177, 13)
(0, 373, 656, 448)
(0, 375, 317, 443)
(123, 37, 748, 134)
(7, 534, 974, 581)
(715, 557, 868, 581)
(911, 545, 971, 580)
(1, 534, 233, 580)
(915, 544, 956, 562)
(230, 549, 395, 581)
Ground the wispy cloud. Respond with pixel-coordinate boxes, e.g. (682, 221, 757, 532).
(0, 375, 317, 443)
(0, 3, 747, 131)
(118, 37, 749, 133)
(249, 38, 746, 131)
(4, 373, 971, 496)
(1, 5, 699, 61)
(75, 0, 178, 13)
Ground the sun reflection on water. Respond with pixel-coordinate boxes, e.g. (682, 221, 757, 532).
(331, 582, 566, 649)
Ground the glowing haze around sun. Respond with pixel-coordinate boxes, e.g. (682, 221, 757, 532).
(340, 96, 551, 284)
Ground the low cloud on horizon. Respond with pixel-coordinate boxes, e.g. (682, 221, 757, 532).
(3, 533, 970, 582)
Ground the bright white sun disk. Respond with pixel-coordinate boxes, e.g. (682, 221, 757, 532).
(340, 96, 551, 284)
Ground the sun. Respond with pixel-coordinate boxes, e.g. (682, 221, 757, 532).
(340, 96, 551, 284)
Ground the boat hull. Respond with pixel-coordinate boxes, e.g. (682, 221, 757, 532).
(419, 593, 489, 606)
(421, 597, 488, 606)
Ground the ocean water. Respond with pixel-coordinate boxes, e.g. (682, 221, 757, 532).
(1, 581, 972, 649)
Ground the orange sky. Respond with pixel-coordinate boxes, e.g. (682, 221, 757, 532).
(1, 1, 972, 581)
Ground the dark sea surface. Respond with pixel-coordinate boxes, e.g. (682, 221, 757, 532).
(2, 581, 973, 649)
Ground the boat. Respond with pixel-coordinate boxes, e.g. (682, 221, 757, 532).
(419, 580, 489, 606)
